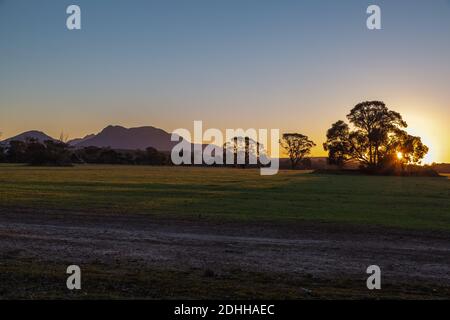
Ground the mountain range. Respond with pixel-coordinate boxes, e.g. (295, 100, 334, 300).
(1, 125, 181, 151)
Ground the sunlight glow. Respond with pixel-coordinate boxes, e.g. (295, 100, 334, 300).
(402, 111, 444, 164)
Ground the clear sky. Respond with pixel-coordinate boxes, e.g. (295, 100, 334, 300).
(1, 0, 449, 163)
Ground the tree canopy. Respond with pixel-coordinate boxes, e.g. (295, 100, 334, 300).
(0, 139, 169, 166)
(323, 101, 428, 170)
(280, 133, 316, 169)
(224, 136, 263, 167)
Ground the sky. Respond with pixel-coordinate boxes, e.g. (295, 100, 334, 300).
(1, 0, 449, 163)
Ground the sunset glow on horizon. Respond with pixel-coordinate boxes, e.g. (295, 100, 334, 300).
(1, 0, 450, 163)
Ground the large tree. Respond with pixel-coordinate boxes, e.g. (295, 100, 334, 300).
(224, 136, 262, 168)
(280, 133, 316, 169)
(323, 101, 428, 169)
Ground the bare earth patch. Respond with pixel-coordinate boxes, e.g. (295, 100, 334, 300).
(0, 209, 449, 299)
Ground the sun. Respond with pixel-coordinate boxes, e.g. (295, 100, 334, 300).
(396, 152, 403, 160)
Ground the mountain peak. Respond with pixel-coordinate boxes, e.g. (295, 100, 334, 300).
(103, 125, 125, 130)
(72, 125, 179, 151)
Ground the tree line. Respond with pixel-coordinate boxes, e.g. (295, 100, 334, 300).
(0, 139, 170, 166)
(0, 101, 431, 174)
(281, 101, 429, 174)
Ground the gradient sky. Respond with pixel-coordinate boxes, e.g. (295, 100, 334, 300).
(1, 0, 449, 163)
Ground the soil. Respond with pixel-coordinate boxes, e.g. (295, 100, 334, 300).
(0, 209, 449, 299)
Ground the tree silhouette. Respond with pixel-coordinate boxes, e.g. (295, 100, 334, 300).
(224, 136, 262, 168)
(6, 140, 27, 163)
(0, 132, 4, 162)
(280, 133, 316, 169)
(59, 131, 69, 143)
(323, 101, 428, 170)
(323, 121, 351, 167)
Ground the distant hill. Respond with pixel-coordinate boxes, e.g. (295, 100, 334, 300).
(67, 134, 96, 146)
(0, 130, 56, 145)
(0, 126, 190, 152)
(71, 125, 180, 151)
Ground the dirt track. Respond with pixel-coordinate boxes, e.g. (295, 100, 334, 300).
(0, 210, 449, 299)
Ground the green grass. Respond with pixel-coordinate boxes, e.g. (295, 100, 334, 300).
(1, 164, 449, 230)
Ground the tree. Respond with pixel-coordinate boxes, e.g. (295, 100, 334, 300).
(28, 140, 72, 166)
(4, 138, 73, 165)
(224, 136, 262, 168)
(44, 140, 72, 165)
(75, 146, 102, 163)
(25, 138, 47, 165)
(6, 140, 27, 163)
(381, 130, 428, 167)
(98, 148, 122, 164)
(323, 101, 428, 170)
(0, 145, 5, 162)
(323, 121, 351, 167)
(0, 132, 4, 162)
(59, 131, 69, 143)
(280, 133, 316, 169)
(145, 147, 167, 165)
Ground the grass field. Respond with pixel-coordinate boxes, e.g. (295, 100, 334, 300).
(1, 164, 449, 230)
(1, 164, 450, 299)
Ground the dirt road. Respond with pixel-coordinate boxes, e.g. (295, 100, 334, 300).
(0, 210, 449, 299)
